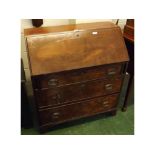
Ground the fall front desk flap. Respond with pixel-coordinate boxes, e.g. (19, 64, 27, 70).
(25, 22, 129, 76)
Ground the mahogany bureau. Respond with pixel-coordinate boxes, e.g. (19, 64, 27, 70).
(24, 22, 129, 132)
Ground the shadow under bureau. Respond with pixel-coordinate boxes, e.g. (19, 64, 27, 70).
(24, 22, 129, 132)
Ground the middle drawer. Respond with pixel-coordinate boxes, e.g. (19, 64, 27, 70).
(35, 76, 122, 108)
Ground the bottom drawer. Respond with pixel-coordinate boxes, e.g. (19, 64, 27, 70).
(38, 94, 119, 127)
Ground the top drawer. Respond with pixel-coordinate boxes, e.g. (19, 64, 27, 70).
(32, 63, 122, 89)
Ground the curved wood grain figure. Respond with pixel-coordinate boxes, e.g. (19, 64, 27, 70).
(25, 22, 129, 132)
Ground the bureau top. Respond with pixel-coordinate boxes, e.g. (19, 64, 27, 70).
(24, 22, 118, 36)
(25, 22, 129, 76)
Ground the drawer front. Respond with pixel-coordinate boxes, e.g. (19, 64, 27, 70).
(33, 64, 122, 89)
(38, 94, 119, 126)
(35, 77, 122, 108)
(34, 89, 59, 108)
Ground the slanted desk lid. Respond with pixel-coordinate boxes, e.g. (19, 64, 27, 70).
(25, 22, 129, 76)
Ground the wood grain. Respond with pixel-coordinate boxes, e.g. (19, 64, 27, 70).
(32, 63, 122, 89)
(25, 22, 129, 76)
(35, 76, 122, 108)
(24, 22, 117, 36)
(38, 94, 119, 126)
(24, 22, 129, 132)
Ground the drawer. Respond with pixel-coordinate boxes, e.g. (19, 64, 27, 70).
(34, 89, 59, 108)
(35, 76, 122, 108)
(38, 94, 119, 126)
(33, 64, 122, 89)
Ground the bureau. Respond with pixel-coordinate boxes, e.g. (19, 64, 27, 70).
(24, 22, 129, 132)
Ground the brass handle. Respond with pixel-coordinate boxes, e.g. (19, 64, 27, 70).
(108, 71, 116, 75)
(103, 104, 109, 107)
(102, 101, 109, 107)
(102, 101, 109, 105)
(52, 112, 60, 118)
(105, 84, 113, 90)
(48, 79, 58, 86)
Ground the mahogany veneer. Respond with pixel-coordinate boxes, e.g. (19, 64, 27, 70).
(25, 22, 129, 132)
